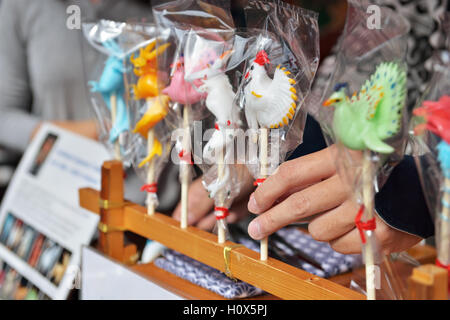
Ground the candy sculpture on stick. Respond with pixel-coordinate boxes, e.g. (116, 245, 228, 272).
(237, 0, 319, 262)
(413, 95, 450, 285)
(89, 39, 130, 160)
(130, 40, 170, 215)
(243, 49, 299, 260)
(162, 56, 206, 229)
(153, 0, 241, 232)
(323, 62, 407, 300)
(186, 48, 239, 243)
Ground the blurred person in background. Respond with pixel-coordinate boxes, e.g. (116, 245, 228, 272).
(0, 0, 154, 153)
(0, 0, 176, 207)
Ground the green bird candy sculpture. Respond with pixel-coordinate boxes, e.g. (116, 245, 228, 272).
(323, 62, 407, 153)
(323, 62, 407, 300)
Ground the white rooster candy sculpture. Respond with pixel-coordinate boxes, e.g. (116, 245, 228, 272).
(242, 49, 298, 261)
(244, 50, 298, 130)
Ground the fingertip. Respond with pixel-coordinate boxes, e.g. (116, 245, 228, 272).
(248, 193, 263, 214)
(248, 219, 262, 240)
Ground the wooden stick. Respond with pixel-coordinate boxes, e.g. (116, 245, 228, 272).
(180, 106, 190, 229)
(110, 94, 121, 160)
(362, 150, 376, 300)
(217, 146, 226, 244)
(259, 128, 269, 261)
(147, 129, 156, 215)
(439, 178, 450, 264)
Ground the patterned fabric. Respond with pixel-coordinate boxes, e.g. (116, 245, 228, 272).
(239, 228, 362, 278)
(276, 228, 362, 278)
(154, 227, 362, 299)
(154, 250, 264, 299)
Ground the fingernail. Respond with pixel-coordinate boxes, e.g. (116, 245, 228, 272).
(248, 193, 262, 213)
(248, 220, 262, 240)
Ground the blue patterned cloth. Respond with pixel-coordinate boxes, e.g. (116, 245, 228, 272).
(276, 228, 362, 278)
(154, 250, 264, 299)
(154, 227, 362, 299)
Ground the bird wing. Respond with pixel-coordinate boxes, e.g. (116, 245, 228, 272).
(362, 126, 395, 154)
(358, 62, 406, 140)
(260, 66, 298, 128)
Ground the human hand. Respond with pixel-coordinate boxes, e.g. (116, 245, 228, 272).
(31, 120, 98, 141)
(247, 145, 422, 255)
(172, 166, 255, 230)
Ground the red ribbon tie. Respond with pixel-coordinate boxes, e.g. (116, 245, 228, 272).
(436, 258, 450, 272)
(253, 178, 266, 186)
(141, 183, 158, 193)
(355, 204, 376, 244)
(215, 207, 229, 220)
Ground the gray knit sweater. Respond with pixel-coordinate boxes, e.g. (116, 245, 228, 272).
(0, 0, 153, 152)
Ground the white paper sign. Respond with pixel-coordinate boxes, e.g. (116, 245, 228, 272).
(0, 124, 109, 300)
(81, 246, 183, 300)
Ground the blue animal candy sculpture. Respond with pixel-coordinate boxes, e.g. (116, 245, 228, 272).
(89, 39, 130, 144)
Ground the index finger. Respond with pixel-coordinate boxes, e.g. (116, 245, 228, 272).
(249, 145, 337, 214)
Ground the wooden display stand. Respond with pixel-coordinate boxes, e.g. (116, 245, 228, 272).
(408, 264, 449, 300)
(78, 160, 441, 300)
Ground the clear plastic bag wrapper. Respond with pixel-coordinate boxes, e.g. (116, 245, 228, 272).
(124, 24, 174, 214)
(230, 0, 319, 260)
(83, 20, 156, 165)
(235, 0, 320, 180)
(153, 0, 237, 228)
(153, 0, 236, 125)
(410, 49, 450, 279)
(350, 251, 421, 300)
(318, 0, 410, 299)
(181, 23, 258, 242)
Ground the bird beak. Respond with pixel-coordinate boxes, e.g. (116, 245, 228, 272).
(322, 99, 336, 107)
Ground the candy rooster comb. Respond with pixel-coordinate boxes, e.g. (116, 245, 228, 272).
(254, 49, 270, 66)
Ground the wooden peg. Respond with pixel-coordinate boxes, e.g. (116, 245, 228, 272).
(408, 264, 448, 300)
(98, 160, 126, 261)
